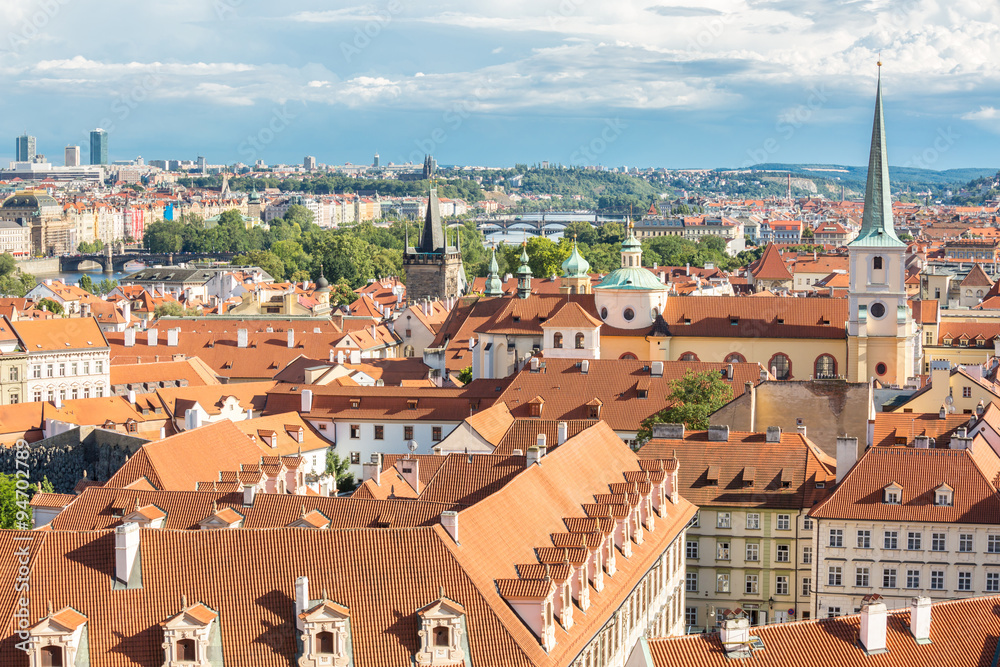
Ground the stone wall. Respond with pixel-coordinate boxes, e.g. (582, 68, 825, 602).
(0, 426, 148, 493)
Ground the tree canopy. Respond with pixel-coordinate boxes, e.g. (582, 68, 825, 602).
(635, 370, 734, 445)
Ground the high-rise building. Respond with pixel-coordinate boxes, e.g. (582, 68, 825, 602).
(65, 146, 80, 167)
(89, 129, 108, 165)
(373, 152, 380, 168)
(303, 156, 316, 171)
(15, 134, 36, 162)
(197, 156, 207, 172)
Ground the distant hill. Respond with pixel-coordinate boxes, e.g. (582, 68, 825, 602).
(731, 163, 998, 187)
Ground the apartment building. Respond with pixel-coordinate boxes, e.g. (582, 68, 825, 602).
(13, 316, 110, 402)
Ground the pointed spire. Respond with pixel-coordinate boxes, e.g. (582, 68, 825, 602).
(485, 244, 503, 296)
(418, 188, 444, 252)
(517, 241, 532, 299)
(851, 63, 905, 248)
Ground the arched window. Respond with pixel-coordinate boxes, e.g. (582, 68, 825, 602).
(619, 352, 638, 360)
(814, 354, 836, 378)
(575, 333, 585, 349)
(977, 290, 984, 298)
(553, 332, 563, 348)
(966, 289, 973, 297)
(769, 353, 791, 380)
(569, 286, 576, 294)
(873, 256, 883, 270)
(316, 631, 335, 654)
(679, 352, 699, 362)
(403, 345, 415, 357)
(600, 307, 608, 320)
(177, 639, 196, 661)
(41, 646, 64, 667)
(434, 626, 450, 647)
(724, 353, 746, 364)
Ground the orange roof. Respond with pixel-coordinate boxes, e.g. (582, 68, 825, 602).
(871, 412, 973, 448)
(748, 243, 793, 282)
(13, 316, 108, 352)
(155, 381, 275, 418)
(662, 296, 847, 339)
(233, 412, 327, 457)
(540, 301, 602, 329)
(110, 357, 220, 389)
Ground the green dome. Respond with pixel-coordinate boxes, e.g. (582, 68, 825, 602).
(594, 266, 667, 291)
(620, 233, 642, 252)
(561, 240, 590, 278)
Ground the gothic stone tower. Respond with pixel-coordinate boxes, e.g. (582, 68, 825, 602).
(404, 188, 465, 302)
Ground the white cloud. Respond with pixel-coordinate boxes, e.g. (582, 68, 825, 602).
(962, 106, 999, 121)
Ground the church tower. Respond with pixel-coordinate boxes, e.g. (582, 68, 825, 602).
(559, 235, 592, 294)
(404, 188, 465, 302)
(846, 66, 919, 386)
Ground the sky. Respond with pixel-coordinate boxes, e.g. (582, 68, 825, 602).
(0, 0, 998, 170)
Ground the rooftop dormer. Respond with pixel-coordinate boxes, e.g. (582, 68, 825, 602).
(160, 599, 219, 667)
(883, 482, 902, 505)
(415, 596, 468, 666)
(26, 605, 88, 667)
(934, 483, 954, 506)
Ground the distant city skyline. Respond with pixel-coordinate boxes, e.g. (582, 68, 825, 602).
(0, 1, 998, 170)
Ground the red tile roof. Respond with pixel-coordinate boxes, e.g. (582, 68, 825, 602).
(748, 243, 793, 282)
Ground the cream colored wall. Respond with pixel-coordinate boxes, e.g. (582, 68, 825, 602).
(892, 371, 997, 415)
(662, 336, 847, 380)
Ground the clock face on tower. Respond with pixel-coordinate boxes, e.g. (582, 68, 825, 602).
(870, 302, 886, 319)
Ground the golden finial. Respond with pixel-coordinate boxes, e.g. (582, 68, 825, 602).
(877, 52, 882, 68)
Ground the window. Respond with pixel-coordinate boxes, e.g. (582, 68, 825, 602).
(884, 531, 899, 550)
(717, 542, 730, 560)
(988, 572, 1000, 593)
(316, 630, 335, 653)
(58, 363, 65, 377)
(433, 626, 450, 647)
(8, 367, 17, 381)
(776, 544, 790, 562)
(963, 386, 972, 398)
(623, 307, 635, 321)
(769, 353, 791, 380)
(95, 361, 103, 373)
(802, 545, 812, 564)
(958, 572, 972, 591)
(178, 639, 196, 661)
(70, 362, 77, 376)
(41, 646, 65, 666)
(936, 488, 953, 506)
(856, 566, 870, 587)
(745, 574, 759, 594)
(575, 333, 585, 349)
(432, 426, 442, 442)
(746, 543, 759, 562)
(725, 352, 746, 363)
(600, 307, 608, 320)
(828, 566, 842, 586)
(46, 363, 53, 377)
(553, 332, 563, 348)
(827, 607, 841, 618)
(906, 569, 920, 589)
(686, 572, 698, 592)
(873, 256, 883, 270)
(801, 577, 811, 597)
(350, 424, 360, 439)
(685, 606, 698, 627)
(883, 568, 897, 588)
(686, 540, 699, 559)
(907, 532, 922, 550)
(688, 511, 700, 528)
(349, 452, 360, 465)
(829, 529, 843, 548)
(746, 513, 760, 530)
(803, 517, 813, 530)
(716, 573, 730, 593)
(776, 514, 790, 530)
(32, 365, 40, 379)
(931, 570, 945, 590)
(988, 536, 1000, 553)
(404, 426, 414, 440)
(776, 575, 789, 595)
(885, 487, 900, 504)
(932, 533, 946, 552)
(9, 393, 17, 404)
(857, 529, 871, 549)
(374, 425, 384, 440)
(960, 534, 974, 552)
(679, 352, 699, 362)
(717, 512, 731, 528)
(814, 354, 836, 378)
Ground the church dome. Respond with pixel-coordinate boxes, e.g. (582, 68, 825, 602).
(593, 266, 666, 291)
(561, 239, 590, 278)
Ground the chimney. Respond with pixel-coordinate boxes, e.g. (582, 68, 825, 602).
(147, 329, 158, 346)
(237, 329, 248, 348)
(349, 349, 361, 364)
(760, 368, 769, 382)
(337, 349, 345, 364)
(295, 576, 309, 630)
(909, 596, 932, 644)
(939, 404, 947, 420)
(651, 361, 664, 377)
(796, 419, 807, 437)
(707, 425, 730, 442)
(54, 393, 62, 409)
(468, 337, 476, 351)
(580, 360, 589, 374)
(526, 446, 542, 467)
(652, 423, 684, 439)
(287, 328, 295, 348)
(950, 434, 973, 451)
(124, 328, 136, 347)
(530, 357, 540, 372)
(441, 510, 459, 543)
(114, 522, 140, 585)
(685, 263, 690, 276)
(765, 426, 782, 443)
(243, 484, 256, 506)
(977, 400, 986, 417)
(362, 453, 381, 485)
(719, 616, 750, 655)
(127, 389, 136, 405)
(725, 363, 734, 379)
(246, 408, 253, 420)
(557, 421, 568, 446)
(185, 408, 202, 431)
(536, 433, 547, 456)
(165, 327, 178, 347)
(914, 435, 931, 449)
(836, 436, 858, 483)
(396, 456, 419, 492)
(301, 389, 313, 413)
(859, 597, 888, 654)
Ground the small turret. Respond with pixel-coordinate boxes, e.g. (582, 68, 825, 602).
(517, 242, 532, 299)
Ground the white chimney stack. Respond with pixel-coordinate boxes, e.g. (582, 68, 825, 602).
(243, 484, 256, 506)
(185, 408, 202, 431)
(836, 436, 859, 483)
(114, 522, 140, 585)
(526, 446, 542, 467)
(287, 328, 295, 348)
(127, 389, 136, 405)
(859, 597, 888, 654)
(124, 328, 136, 347)
(54, 393, 62, 409)
(530, 357, 540, 371)
(362, 455, 381, 485)
(719, 616, 750, 654)
(557, 421, 568, 446)
(350, 349, 361, 364)
(441, 510, 459, 543)
(337, 350, 345, 364)
(237, 329, 248, 348)
(295, 576, 309, 630)
(581, 360, 589, 374)
(147, 329, 158, 346)
(301, 389, 313, 413)
(536, 433, 547, 456)
(909, 596, 932, 644)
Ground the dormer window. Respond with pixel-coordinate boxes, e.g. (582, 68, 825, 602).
(415, 597, 467, 666)
(943, 338, 952, 346)
(351, 399, 360, 409)
(160, 601, 217, 666)
(553, 332, 563, 349)
(884, 483, 902, 505)
(27, 606, 88, 667)
(297, 599, 352, 667)
(934, 484, 953, 506)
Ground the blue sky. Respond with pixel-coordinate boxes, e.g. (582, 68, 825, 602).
(0, 0, 998, 170)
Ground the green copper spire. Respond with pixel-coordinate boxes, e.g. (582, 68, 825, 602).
(485, 244, 503, 296)
(517, 241, 532, 299)
(850, 66, 905, 248)
(561, 235, 591, 278)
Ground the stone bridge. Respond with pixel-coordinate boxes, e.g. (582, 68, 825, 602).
(60, 251, 237, 273)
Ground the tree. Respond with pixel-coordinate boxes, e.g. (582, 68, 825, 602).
(635, 370, 734, 445)
(0, 253, 17, 277)
(325, 450, 356, 492)
(233, 250, 285, 282)
(0, 473, 26, 529)
(329, 281, 357, 306)
(154, 302, 185, 318)
(457, 366, 473, 384)
(37, 298, 63, 314)
(562, 221, 597, 245)
(0, 270, 35, 297)
(284, 204, 315, 228)
(97, 278, 118, 295)
(79, 274, 96, 294)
